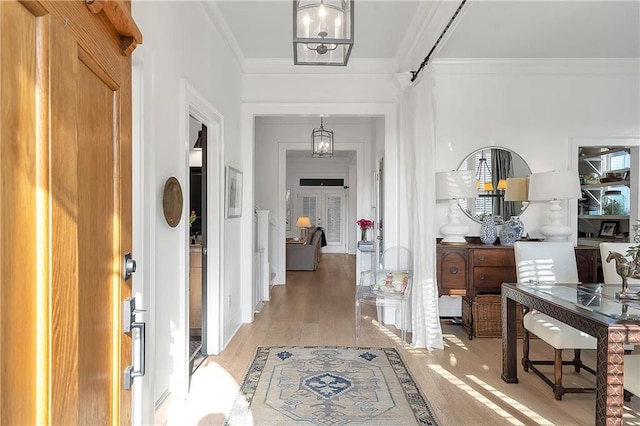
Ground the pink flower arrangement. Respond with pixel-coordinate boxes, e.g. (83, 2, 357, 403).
(357, 219, 374, 230)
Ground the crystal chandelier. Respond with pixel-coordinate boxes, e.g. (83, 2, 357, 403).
(293, 0, 354, 66)
(311, 117, 334, 158)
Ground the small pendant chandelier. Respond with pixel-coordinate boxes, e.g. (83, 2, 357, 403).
(311, 117, 334, 158)
(293, 0, 354, 66)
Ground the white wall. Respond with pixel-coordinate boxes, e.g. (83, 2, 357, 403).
(133, 0, 243, 411)
(432, 60, 640, 240)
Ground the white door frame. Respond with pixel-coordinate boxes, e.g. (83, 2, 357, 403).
(132, 55, 155, 426)
(180, 81, 225, 395)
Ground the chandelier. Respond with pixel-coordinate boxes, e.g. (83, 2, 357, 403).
(311, 117, 334, 158)
(293, 0, 354, 66)
(476, 153, 493, 192)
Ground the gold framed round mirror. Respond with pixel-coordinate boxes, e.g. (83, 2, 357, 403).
(457, 146, 531, 224)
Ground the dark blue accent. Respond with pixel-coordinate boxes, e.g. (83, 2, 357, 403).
(304, 373, 353, 398)
(359, 352, 377, 361)
(276, 350, 293, 361)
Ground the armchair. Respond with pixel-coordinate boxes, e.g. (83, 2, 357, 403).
(286, 227, 323, 271)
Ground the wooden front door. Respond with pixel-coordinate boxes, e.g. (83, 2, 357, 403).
(0, 1, 141, 424)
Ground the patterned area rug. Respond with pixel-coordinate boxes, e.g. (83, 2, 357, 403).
(225, 346, 439, 425)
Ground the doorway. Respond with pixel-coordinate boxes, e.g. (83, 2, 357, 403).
(299, 189, 348, 253)
(188, 118, 207, 374)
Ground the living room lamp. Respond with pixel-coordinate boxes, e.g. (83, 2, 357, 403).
(296, 216, 312, 240)
(436, 170, 478, 245)
(528, 170, 581, 242)
(293, 0, 354, 66)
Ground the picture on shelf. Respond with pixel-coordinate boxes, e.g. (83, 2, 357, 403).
(599, 221, 619, 238)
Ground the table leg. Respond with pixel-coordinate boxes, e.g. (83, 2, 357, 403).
(596, 327, 626, 426)
(501, 293, 518, 383)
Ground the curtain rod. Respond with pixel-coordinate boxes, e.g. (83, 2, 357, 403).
(410, 0, 467, 82)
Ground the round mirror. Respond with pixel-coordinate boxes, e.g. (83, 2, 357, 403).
(457, 146, 531, 223)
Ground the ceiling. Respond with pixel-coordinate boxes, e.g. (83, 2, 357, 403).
(208, 0, 640, 65)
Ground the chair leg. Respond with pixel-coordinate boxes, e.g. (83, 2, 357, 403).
(400, 301, 406, 347)
(554, 349, 564, 401)
(355, 300, 360, 340)
(573, 349, 582, 373)
(522, 328, 530, 372)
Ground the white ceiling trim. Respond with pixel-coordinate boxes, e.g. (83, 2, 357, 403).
(431, 58, 640, 75)
(242, 58, 400, 74)
(201, 1, 245, 66)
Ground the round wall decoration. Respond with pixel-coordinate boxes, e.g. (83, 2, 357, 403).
(162, 177, 183, 228)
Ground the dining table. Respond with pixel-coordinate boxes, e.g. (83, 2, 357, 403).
(501, 282, 640, 426)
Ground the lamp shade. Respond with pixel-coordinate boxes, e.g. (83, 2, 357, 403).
(296, 216, 312, 228)
(504, 177, 529, 202)
(528, 170, 581, 201)
(436, 170, 478, 200)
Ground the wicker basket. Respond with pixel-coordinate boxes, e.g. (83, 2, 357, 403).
(462, 294, 524, 338)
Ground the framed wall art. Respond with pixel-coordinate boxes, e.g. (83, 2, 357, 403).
(225, 166, 243, 218)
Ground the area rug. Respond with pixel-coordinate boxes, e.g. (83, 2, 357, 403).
(225, 346, 439, 425)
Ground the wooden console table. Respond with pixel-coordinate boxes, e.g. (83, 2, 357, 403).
(436, 239, 600, 338)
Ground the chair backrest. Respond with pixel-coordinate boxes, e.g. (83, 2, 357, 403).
(513, 241, 579, 283)
(600, 242, 640, 285)
(380, 246, 412, 272)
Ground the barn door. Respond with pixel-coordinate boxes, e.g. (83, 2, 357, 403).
(0, 1, 141, 424)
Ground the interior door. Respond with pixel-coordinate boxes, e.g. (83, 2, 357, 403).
(0, 1, 140, 424)
(299, 189, 346, 253)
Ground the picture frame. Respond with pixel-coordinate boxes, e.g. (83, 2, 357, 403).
(225, 166, 243, 218)
(599, 221, 619, 238)
(285, 189, 291, 231)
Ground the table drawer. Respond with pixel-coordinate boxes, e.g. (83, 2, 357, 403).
(472, 249, 515, 267)
(473, 266, 516, 289)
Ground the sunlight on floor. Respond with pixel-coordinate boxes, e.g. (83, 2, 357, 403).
(443, 333, 469, 351)
(466, 375, 553, 425)
(166, 359, 246, 425)
(428, 364, 527, 425)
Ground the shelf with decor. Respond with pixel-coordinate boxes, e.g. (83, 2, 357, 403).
(578, 147, 632, 242)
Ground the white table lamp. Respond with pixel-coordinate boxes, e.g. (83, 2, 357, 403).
(436, 170, 478, 245)
(528, 170, 581, 242)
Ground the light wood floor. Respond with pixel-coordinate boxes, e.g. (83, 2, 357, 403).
(193, 254, 640, 425)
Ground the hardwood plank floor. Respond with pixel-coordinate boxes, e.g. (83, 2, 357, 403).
(184, 254, 640, 425)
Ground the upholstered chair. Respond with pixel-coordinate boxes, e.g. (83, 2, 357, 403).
(514, 241, 597, 400)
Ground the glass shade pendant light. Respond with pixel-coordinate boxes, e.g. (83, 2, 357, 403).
(311, 117, 334, 158)
(293, 0, 354, 66)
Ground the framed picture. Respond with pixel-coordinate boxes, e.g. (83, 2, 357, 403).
(285, 189, 291, 231)
(225, 166, 243, 218)
(599, 221, 619, 238)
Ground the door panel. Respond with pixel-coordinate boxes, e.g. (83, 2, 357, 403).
(324, 192, 344, 248)
(0, 2, 39, 423)
(1, 1, 138, 424)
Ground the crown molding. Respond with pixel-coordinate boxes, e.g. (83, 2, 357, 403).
(242, 58, 400, 75)
(431, 58, 640, 75)
(201, 2, 244, 66)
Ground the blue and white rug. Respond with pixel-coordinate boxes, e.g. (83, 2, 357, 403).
(225, 346, 439, 425)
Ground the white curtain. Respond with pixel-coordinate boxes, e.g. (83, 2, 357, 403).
(399, 69, 443, 350)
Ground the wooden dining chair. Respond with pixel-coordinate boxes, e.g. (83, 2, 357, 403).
(514, 241, 597, 400)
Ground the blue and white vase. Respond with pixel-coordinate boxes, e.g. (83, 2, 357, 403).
(480, 215, 498, 245)
(499, 224, 518, 246)
(507, 216, 524, 240)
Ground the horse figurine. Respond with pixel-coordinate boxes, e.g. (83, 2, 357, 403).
(606, 250, 640, 295)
